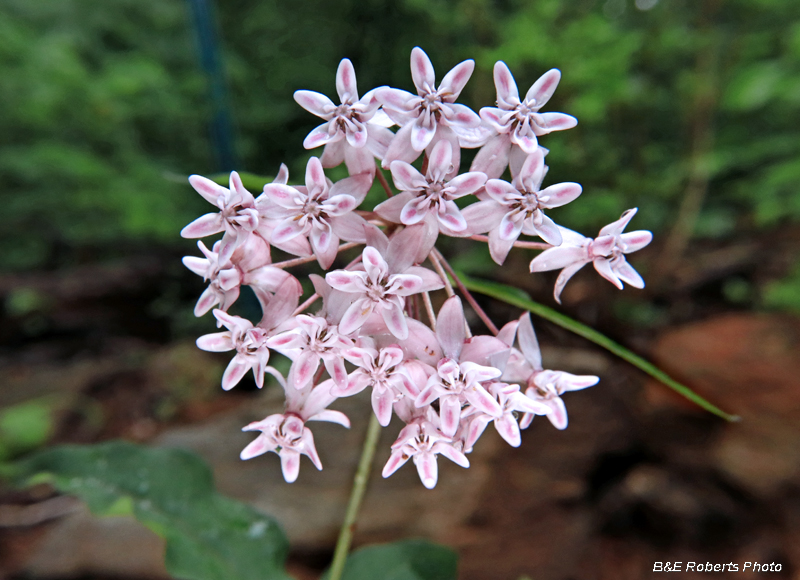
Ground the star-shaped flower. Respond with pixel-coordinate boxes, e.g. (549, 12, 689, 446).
(529, 208, 653, 303)
(472, 63, 577, 179)
(295, 58, 394, 176)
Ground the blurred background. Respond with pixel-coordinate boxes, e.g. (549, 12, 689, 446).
(1, 0, 800, 578)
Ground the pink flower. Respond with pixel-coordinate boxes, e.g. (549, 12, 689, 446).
(414, 296, 509, 437)
(295, 58, 395, 175)
(378, 47, 480, 173)
(325, 226, 443, 339)
(334, 341, 419, 426)
(182, 234, 296, 316)
(501, 313, 598, 430)
(239, 380, 349, 483)
(462, 382, 551, 448)
(472, 63, 577, 179)
(374, 140, 487, 236)
(181, 171, 260, 264)
(529, 208, 653, 303)
(469, 148, 582, 264)
(382, 420, 469, 489)
(258, 157, 371, 269)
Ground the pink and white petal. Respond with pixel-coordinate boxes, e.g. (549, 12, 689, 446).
(308, 409, 351, 428)
(464, 415, 492, 451)
(345, 126, 369, 149)
(294, 90, 336, 117)
(428, 139, 453, 179)
(188, 174, 228, 205)
(323, 355, 349, 387)
(539, 182, 582, 208)
(439, 59, 475, 100)
(334, 371, 372, 397)
(372, 388, 395, 427)
(470, 134, 512, 180)
(362, 246, 389, 282)
(366, 126, 395, 160)
(433, 442, 470, 468)
(376, 88, 418, 113)
(508, 391, 551, 415)
(410, 112, 437, 152)
(559, 373, 600, 392)
(619, 230, 653, 253)
(326, 269, 368, 293)
(507, 144, 529, 180)
(381, 124, 422, 168)
(374, 191, 414, 223)
(438, 200, 468, 232)
(415, 383, 440, 408)
(519, 148, 546, 187)
(305, 157, 328, 192)
(442, 103, 481, 127)
(518, 412, 535, 430)
(488, 226, 516, 265)
(593, 257, 624, 289)
(446, 171, 487, 197)
(387, 274, 424, 296)
(439, 395, 462, 437)
(525, 69, 561, 107)
(532, 213, 563, 246)
(336, 58, 359, 102)
(410, 47, 436, 94)
(534, 112, 578, 134)
(300, 429, 323, 470)
(222, 355, 251, 391)
(343, 143, 374, 175)
(339, 298, 376, 336)
(614, 259, 645, 289)
(239, 433, 277, 460)
(405, 266, 444, 292)
(181, 213, 224, 239)
(529, 245, 588, 272)
(493, 61, 520, 105)
(303, 122, 339, 149)
(271, 218, 307, 244)
(466, 385, 503, 419)
(260, 183, 304, 209)
(498, 212, 524, 241)
(323, 194, 358, 217)
(330, 172, 372, 206)
(436, 296, 466, 360)
(382, 449, 410, 478)
(494, 414, 522, 447)
(516, 313, 542, 369)
(320, 139, 346, 168)
(399, 319, 443, 365)
(460, 200, 506, 235)
(194, 287, 221, 316)
(453, 122, 494, 148)
(389, 161, 426, 193)
(273, 164, 289, 185)
(386, 223, 425, 273)
(598, 208, 638, 237)
(545, 397, 569, 430)
(552, 261, 588, 304)
(311, 229, 339, 270)
(484, 178, 518, 204)
(380, 301, 409, 340)
(196, 332, 233, 352)
(400, 196, 430, 226)
(279, 450, 302, 483)
(293, 350, 321, 389)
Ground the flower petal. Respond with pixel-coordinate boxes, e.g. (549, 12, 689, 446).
(336, 58, 358, 102)
(525, 69, 561, 107)
(410, 47, 435, 94)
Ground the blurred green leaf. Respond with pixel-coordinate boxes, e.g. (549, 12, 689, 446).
(0, 398, 56, 460)
(11, 441, 291, 580)
(762, 260, 800, 314)
(322, 539, 457, 580)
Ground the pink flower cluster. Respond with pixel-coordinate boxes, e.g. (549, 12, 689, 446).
(181, 48, 652, 488)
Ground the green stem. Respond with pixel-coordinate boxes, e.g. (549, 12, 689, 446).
(328, 413, 382, 580)
(459, 274, 740, 422)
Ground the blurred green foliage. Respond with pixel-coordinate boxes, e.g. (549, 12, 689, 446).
(1, 0, 798, 278)
(0, 398, 55, 461)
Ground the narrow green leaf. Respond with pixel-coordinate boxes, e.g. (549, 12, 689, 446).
(10, 441, 291, 580)
(322, 539, 457, 580)
(459, 273, 740, 422)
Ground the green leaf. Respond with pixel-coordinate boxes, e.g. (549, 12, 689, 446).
(0, 398, 56, 460)
(459, 273, 739, 422)
(10, 441, 291, 580)
(323, 540, 457, 580)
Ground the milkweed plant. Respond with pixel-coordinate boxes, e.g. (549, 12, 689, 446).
(179, 48, 730, 577)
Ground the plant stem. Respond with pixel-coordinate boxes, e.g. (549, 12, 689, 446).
(432, 249, 499, 336)
(374, 164, 394, 198)
(328, 414, 382, 580)
(272, 242, 360, 269)
(460, 273, 740, 422)
(469, 235, 551, 250)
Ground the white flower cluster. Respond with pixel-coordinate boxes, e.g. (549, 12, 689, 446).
(181, 48, 652, 488)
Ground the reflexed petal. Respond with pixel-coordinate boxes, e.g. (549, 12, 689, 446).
(553, 261, 587, 304)
(376, 87, 418, 112)
(525, 69, 561, 107)
(280, 450, 301, 483)
(194, 287, 220, 316)
(362, 246, 389, 282)
(189, 174, 228, 205)
(437, 200, 468, 232)
(405, 266, 444, 292)
(495, 414, 522, 447)
(498, 212, 524, 241)
(301, 429, 323, 470)
(382, 449, 410, 478)
(493, 61, 520, 105)
(336, 58, 359, 102)
(305, 157, 328, 191)
(439, 59, 475, 100)
(324, 355, 349, 387)
(272, 218, 307, 244)
(381, 301, 409, 340)
(330, 172, 372, 205)
(410, 47, 435, 93)
(427, 140, 453, 179)
(308, 409, 351, 428)
(381, 124, 422, 168)
(372, 388, 394, 426)
(303, 122, 338, 149)
(181, 213, 224, 238)
(375, 191, 415, 223)
(387, 274, 424, 296)
(441, 103, 481, 127)
(433, 442, 470, 468)
(326, 270, 368, 293)
(400, 197, 430, 226)
(460, 200, 506, 235)
(411, 111, 437, 151)
(599, 208, 638, 237)
(196, 332, 233, 352)
(390, 161, 426, 192)
(343, 143, 373, 174)
(619, 230, 653, 253)
(529, 246, 588, 272)
(532, 212, 563, 246)
(415, 452, 439, 489)
(222, 355, 250, 391)
(470, 134, 512, 180)
(488, 226, 515, 265)
(447, 171, 487, 197)
(517, 313, 542, 369)
(320, 139, 345, 167)
(386, 224, 425, 273)
(293, 350, 321, 389)
(294, 90, 335, 117)
(466, 384, 502, 417)
(240, 434, 276, 460)
(436, 296, 466, 359)
(558, 373, 600, 392)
